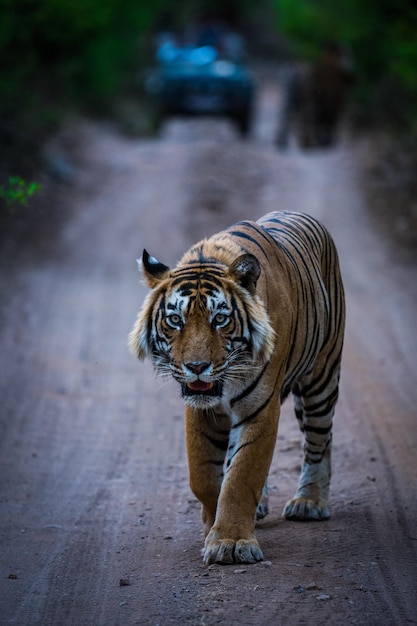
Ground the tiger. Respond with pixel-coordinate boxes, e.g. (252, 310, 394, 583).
(129, 210, 345, 565)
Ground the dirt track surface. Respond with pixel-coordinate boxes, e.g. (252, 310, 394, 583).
(1, 74, 416, 625)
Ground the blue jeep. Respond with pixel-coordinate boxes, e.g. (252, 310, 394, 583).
(145, 32, 255, 136)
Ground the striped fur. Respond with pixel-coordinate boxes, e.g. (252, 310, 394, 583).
(129, 211, 345, 565)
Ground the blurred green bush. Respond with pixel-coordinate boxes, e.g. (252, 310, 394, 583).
(0, 176, 41, 211)
(273, 0, 417, 133)
(0, 0, 164, 121)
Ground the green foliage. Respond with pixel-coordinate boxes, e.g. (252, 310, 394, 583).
(0, 0, 179, 177)
(273, 0, 417, 131)
(0, 0, 163, 105)
(0, 177, 42, 212)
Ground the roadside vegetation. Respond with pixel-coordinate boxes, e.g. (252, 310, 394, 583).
(274, 0, 417, 132)
(0, 177, 41, 211)
(273, 0, 417, 248)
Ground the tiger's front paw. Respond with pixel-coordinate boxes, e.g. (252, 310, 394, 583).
(283, 497, 330, 520)
(203, 530, 264, 565)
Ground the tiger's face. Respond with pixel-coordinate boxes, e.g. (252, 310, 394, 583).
(129, 249, 275, 409)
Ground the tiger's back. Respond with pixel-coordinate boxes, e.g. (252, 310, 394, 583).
(256, 211, 344, 398)
(129, 210, 345, 565)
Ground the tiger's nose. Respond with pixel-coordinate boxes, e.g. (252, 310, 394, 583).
(185, 361, 211, 375)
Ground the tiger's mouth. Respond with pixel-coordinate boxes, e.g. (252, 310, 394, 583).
(182, 381, 222, 397)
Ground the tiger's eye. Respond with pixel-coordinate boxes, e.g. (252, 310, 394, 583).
(166, 314, 182, 328)
(213, 313, 229, 327)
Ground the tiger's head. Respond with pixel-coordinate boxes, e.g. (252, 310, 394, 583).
(129, 243, 275, 408)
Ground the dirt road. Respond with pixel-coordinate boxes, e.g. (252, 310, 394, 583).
(1, 74, 416, 625)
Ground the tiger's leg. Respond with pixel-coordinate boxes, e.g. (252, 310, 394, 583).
(223, 438, 270, 522)
(284, 360, 341, 520)
(202, 406, 279, 564)
(184, 407, 230, 536)
(222, 432, 270, 522)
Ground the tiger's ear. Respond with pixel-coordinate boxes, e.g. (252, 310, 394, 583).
(228, 254, 261, 295)
(140, 249, 170, 287)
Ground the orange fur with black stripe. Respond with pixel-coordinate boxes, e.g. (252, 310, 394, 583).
(129, 211, 345, 564)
